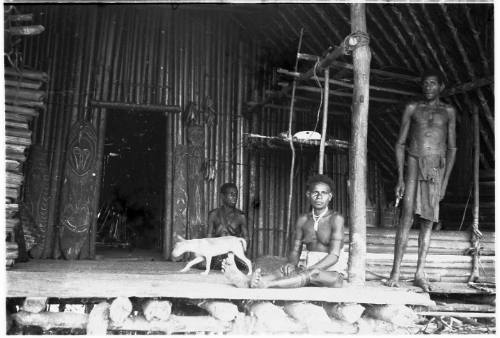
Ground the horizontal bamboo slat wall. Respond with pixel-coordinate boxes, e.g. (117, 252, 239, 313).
(19, 4, 268, 258)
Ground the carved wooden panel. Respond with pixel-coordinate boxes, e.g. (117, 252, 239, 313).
(20, 145, 50, 258)
(172, 145, 188, 241)
(186, 125, 205, 239)
(58, 121, 98, 260)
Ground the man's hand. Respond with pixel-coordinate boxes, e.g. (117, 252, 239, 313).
(280, 263, 296, 276)
(395, 181, 405, 200)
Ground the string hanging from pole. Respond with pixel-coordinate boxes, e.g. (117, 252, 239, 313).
(284, 28, 304, 254)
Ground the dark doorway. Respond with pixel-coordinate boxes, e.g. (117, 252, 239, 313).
(97, 109, 165, 259)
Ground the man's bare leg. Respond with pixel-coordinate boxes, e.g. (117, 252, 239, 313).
(310, 270, 344, 288)
(414, 220, 433, 292)
(386, 158, 418, 287)
(221, 254, 249, 288)
(251, 268, 312, 289)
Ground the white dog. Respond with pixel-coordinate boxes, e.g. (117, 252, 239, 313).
(171, 235, 252, 275)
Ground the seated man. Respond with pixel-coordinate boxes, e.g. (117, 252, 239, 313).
(205, 182, 249, 271)
(223, 174, 347, 288)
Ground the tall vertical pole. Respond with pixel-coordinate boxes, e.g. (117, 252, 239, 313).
(469, 106, 481, 282)
(318, 68, 329, 174)
(348, 3, 371, 284)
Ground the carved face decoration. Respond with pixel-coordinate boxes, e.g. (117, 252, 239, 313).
(68, 122, 97, 176)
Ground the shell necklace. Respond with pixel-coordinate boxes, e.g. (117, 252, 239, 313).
(312, 208, 329, 232)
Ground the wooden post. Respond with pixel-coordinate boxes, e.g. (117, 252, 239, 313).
(469, 106, 481, 282)
(318, 68, 329, 174)
(348, 3, 371, 285)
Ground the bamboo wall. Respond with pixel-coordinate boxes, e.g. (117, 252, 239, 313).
(18, 5, 263, 258)
(18, 4, 385, 259)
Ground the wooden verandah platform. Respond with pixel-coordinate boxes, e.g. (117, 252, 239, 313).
(6, 258, 490, 306)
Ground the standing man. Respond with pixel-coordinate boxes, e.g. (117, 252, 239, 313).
(222, 174, 347, 288)
(206, 182, 249, 270)
(385, 69, 457, 292)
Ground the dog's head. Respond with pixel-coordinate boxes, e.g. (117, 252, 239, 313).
(171, 235, 188, 258)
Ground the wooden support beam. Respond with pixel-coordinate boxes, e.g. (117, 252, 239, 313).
(376, 4, 424, 73)
(405, 5, 449, 84)
(285, 83, 399, 104)
(365, 6, 414, 71)
(442, 77, 493, 97)
(90, 100, 181, 113)
(278, 68, 419, 96)
(330, 60, 420, 83)
(348, 3, 370, 285)
(327, 4, 386, 67)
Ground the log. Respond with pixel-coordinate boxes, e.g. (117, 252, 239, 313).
(109, 315, 232, 334)
(142, 299, 172, 322)
(198, 301, 238, 322)
(6, 152, 27, 163)
(6, 159, 22, 172)
(284, 302, 333, 334)
(248, 302, 303, 333)
(6, 171, 24, 185)
(5, 79, 43, 90)
(417, 311, 496, 318)
(6, 188, 19, 200)
(6, 105, 39, 118)
(364, 304, 418, 327)
(109, 297, 132, 324)
(5, 120, 29, 129)
(5, 25, 45, 36)
(418, 302, 495, 313)
(6, 87, 46, 101)
(5, 67, 49, 82)
(7, 13, 34, 21)
(6, 135, 32, 147)
(11, 311, 88, 330)
(21, 297, 48, 313)
(6, 218, 19, 231)
(7, 242, 19, 251)
(6, 112, 32, 123)
(6, 259, 15, 267)
(6, 127, 32, 139)
(86, 301, 110, 335)
(348, 2, 371, 285)
(7, 249, 19, 260)
(325, 303, 365, 324)
(5, 98, 46, 109)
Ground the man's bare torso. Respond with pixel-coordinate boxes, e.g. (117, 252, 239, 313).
(300, 211, 342, 252)
(408, 101, 450, 157)
(210, 208, 245, 237)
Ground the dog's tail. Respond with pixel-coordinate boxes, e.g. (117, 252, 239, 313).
(238, 237, 247, 252)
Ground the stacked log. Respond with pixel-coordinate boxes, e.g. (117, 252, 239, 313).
(5, 67, 48, 267)
(344, 229, 496, 283)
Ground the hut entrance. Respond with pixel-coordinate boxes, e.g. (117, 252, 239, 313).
(96, 109, 166, 259)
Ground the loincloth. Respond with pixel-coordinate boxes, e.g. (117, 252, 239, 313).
(298, 249, 348, 277)
(410, 153, 446, 223)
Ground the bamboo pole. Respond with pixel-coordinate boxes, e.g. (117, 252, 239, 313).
(442, 77, 493, 97)
(389, 6, 431, 69)
(364, 6, 413, 71)
(318, 68, 329, 174)
(283, 83, 399, 104)
(277, 68, 418, 96)
(463, 5, 490, 75)
(405, 5, 448, 82)
(329, 60, 420, 83)
(440, 4, 494, 134)
(348, 3, 370, 285)
(5, 67, 49, 81)
(376, 4, 423, 73)
(90, 100, 181, 112)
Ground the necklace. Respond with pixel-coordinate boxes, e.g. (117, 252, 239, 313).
(312, 208, 329, 232)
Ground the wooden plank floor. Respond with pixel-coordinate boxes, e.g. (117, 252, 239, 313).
(5, 259, 441, 306)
